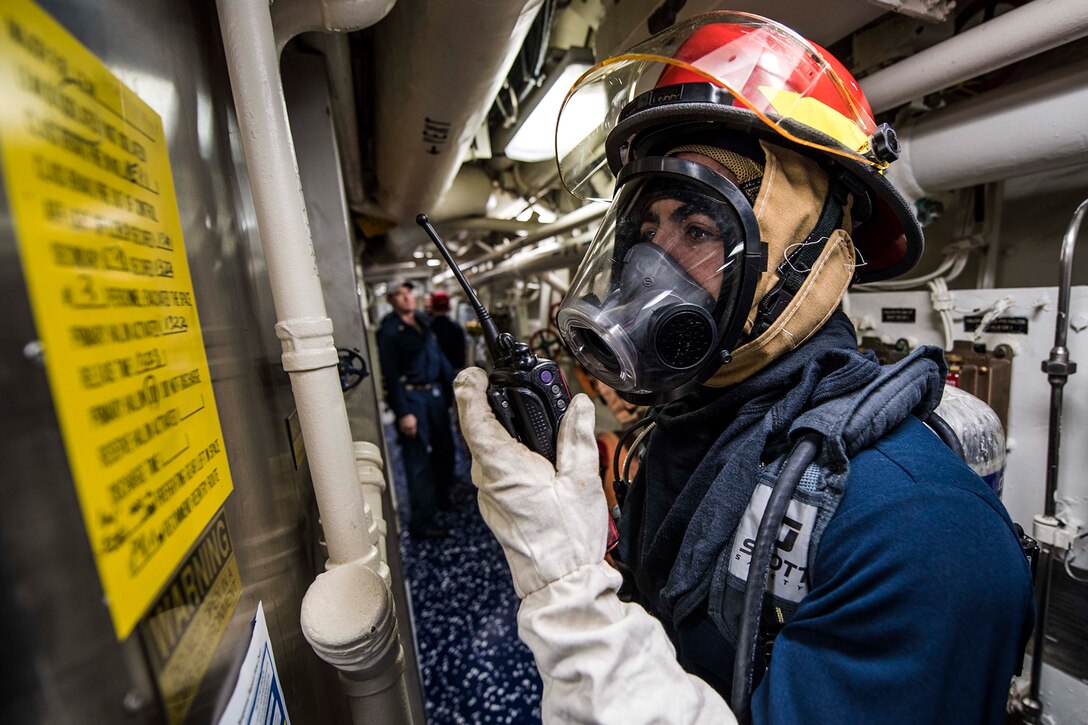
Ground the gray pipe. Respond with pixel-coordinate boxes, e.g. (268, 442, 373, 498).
(1022, 198, 1085, 723)
(861, 0, 1088, 113)
(888, 62, 1088, 202)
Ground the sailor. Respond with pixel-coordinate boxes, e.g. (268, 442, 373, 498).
(377, 280, 455, 539)
(428, 290, 467, 371)
(454, 12, 1033, 722)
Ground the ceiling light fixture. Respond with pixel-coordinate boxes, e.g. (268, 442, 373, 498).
(502, 49, 601, 164)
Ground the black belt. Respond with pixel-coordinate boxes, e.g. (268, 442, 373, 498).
(403, 382, 435, 392)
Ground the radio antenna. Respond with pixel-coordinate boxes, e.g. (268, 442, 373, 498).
(416, 213, 508, 361)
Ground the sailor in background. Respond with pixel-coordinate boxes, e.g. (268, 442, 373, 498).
(453, 12, 1033, 723)
(377, 281, 455, 539)
(428, 290, 467, 371)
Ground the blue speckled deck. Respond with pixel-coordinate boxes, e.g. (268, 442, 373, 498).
(387, 423, 543, 723)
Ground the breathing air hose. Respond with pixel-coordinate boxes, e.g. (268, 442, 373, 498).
(925, 412, 965, 461)
(731, 431, 823, 724)
(730, 421, 965, 722)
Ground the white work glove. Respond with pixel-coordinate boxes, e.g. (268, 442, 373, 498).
(454, 367, 606, 597)
(456, 368, 736, 724)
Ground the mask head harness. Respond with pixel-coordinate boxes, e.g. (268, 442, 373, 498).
(557, 155, 764, 405)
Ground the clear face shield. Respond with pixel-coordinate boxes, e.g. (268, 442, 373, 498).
(557, 157, 763, 404)
(554, 12, 882, 204)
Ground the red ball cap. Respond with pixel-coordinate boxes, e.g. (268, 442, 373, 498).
(430, 290, 451, 313)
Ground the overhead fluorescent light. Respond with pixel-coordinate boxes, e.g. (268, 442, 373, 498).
(503, 49, 603, 164)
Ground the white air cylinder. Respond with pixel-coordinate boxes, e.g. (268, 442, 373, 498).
(935, 384, 1007, 497)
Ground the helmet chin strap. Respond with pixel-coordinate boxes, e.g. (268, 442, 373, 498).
(749, 177, 850, 338)
(704, 142, 857, 389)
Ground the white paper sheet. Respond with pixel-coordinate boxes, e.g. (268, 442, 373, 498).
(218, 601, 291, 725)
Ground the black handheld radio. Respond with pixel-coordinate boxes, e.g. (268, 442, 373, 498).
(416, 214, 571, 462)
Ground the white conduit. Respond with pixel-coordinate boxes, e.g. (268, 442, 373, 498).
(887, 62, 1088, 201)
(216, 0, 376, 569)
(860, 0, 1088, 113)
(301, 559, 412, 725)
(217, 3, 410, 722)
(859, 248, 970, 292)
(272, 2, 391, 211)
(354, 442, 388, 561)
(272, 0, 397, 52)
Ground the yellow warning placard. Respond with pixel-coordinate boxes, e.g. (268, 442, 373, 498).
(141, 511, 242, 724)
(0, 0, 233, 639)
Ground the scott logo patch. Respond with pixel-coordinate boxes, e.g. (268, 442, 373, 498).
(728, 484, 819, 603)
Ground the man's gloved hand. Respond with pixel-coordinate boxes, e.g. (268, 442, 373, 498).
(454, 367, 607, 598)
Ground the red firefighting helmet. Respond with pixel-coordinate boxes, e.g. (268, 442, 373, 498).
(555, 11, 923, 282)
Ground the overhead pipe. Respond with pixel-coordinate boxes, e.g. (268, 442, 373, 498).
(465, 203, 605, 268)
(371, 0, 545, 223)
(860, 0, 1088, 113)
(541, 272, 569, 297)
(441, 217, 550, 234)
(469, 231, 592, 288)
(215, 1, 410, 722)
(428, 165, 496, 222)
(887, 62, 1088, 203)
(432, 203, 606, 285)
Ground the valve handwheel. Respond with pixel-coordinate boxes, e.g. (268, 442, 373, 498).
(337, 347, 369, 391)
(529, 328, 564, 359)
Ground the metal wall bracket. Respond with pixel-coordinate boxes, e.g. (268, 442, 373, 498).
(1032, 514, 1082, 551)
(866, 0, 956, 22)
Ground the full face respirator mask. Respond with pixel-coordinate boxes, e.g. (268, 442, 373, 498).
(557, 156, 764, 405)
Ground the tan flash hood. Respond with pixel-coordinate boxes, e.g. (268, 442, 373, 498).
(707, 142, 855, 388)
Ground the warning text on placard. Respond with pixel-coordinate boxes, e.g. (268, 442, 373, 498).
(0, 0, 233, 639)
